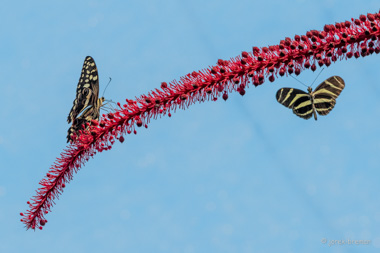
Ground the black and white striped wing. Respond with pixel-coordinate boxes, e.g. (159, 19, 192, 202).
(313, 76, 345, 116)
(276, 88, 313, 119)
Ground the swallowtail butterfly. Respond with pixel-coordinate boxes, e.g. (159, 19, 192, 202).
(67, 56, 104, 142)
(276, 76, 345, 120)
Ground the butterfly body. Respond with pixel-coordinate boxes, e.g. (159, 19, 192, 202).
(276, 76, 345, 120)
(67, 56, 104, 142)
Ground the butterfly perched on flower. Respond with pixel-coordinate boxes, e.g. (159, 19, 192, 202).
(276, 76, 345, 120)
(67, 56, 104, 142)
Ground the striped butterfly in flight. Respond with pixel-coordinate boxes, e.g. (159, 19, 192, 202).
(276, 76, 345, 120)
(67, 56, 105, 142)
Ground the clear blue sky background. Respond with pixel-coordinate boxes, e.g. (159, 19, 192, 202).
(1, 1, 380, 252)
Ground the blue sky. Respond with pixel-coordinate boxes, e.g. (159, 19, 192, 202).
(1, 0, 380, 252)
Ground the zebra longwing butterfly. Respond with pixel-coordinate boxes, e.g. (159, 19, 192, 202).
(276, 76, 345, 120)
(67, 56, 104, 142)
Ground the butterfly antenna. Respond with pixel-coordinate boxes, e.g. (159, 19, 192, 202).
(289, 75, 308, 88)
(102, 77, 112, 97)
(310, 68, 325, 87)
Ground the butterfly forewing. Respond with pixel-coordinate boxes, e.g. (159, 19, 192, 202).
(67, 56, 100, 124)
(276, 88, 313, 119)
(67, 56, 103, 143)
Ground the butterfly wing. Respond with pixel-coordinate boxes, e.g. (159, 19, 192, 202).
(67, 56, 100, 124)
(312, 76, 345, 116)
(276, 88, 314, 119)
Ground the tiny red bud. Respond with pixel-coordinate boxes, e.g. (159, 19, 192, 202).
(233, 77, 240, 84)
(217, 59, 224, 65)
(345, 21, 351, 28)
(217, 84, 224, 92)
(205, 88, 212, 94)
(119, 136, 125, 143)
(136, 119, 142, 127)
(40, 220, 46, 226)
(269, 75, 275, 82)
(20, 213, 24, 216)
(262, 47, 269, 53)
(134, 130, 137, 135)
(239, 89, 246, 96)
(211, 66, 219, 74)
(161, 82, 168, 89)
(279, 68, 285, 76)
(359, 14, 366, 22)
(295, 68, 301, 75)
(62, 183, 65, 188)
(168, 113, 171, 117)
(304, 60, 311, 68)
(354, 51, 360, 58)
(241, 51, 248, 58)
(240, 58, 247, 65)
(222, 93, 228, 101)
(252, 46, 260, 54)
(311, 64, 317, 72)
(354, 19, 361, 25)
(288, 68, 293, 74)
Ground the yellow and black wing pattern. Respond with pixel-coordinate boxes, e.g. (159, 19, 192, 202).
(276, 76, 345, 120)
(67, 56, 104, 142)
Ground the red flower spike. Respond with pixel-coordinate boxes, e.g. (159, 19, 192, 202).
(22, 10, 380, 231)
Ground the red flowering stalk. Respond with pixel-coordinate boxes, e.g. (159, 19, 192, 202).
(21, 11, 380, 230)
